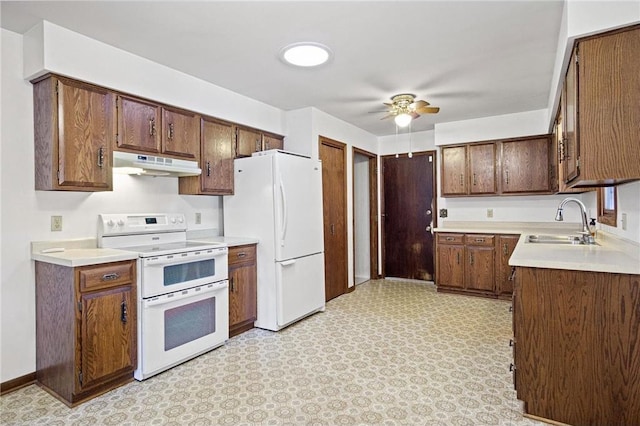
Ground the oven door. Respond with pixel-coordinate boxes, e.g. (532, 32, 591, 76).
(135, 280, 229, 381)
(140, 247, 228, 298)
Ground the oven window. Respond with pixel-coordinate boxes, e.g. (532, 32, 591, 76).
(164, 296, 216, 351)
(164, 259, 215, 287)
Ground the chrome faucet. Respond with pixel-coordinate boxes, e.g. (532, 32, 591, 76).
(555, 197, 594, 244)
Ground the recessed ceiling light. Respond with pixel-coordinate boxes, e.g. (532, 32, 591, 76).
(280, 42, 332, 67)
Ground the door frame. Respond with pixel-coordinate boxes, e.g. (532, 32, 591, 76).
(319, 136, 350, 296)
(351, 147, 379, 284)
(380, 150, 438, 279)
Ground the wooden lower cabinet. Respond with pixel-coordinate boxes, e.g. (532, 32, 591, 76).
(513, 267, 640, 425)
(35, 260, 136, 406)
(228, 244, 257, 337)
(436, 232, 518, 298)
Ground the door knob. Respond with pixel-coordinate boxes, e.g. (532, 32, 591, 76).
(426, 209, 432, 216)
(426, 226, 432, 232)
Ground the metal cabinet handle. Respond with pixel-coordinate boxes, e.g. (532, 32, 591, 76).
(475, 238, 485, 243)
(505, 170, 510, 184)
(237, 252, 247, 258)
(206, 161, 211, 177)
(503, 244, 508, 255)
(331, 224, 335, 235)
(230, 277, 235, 292)
(473, 173, 477, 185)
(102, 273, 119, 281)
(168, 123, 174, 140)
(149, 118, 156, 136)
(509, 363, 515, 372)
(508, 267, 516, 281)
(265, 141, 270, 150)
(255, 139, 261, 152)
(459, 174, 464, 185)
(97, 146, 105, 168)
(456, 252, 460, 265)
(446, 237, 454, 241)
(469, 253, 474, 266)
(121, 301, 128, 323)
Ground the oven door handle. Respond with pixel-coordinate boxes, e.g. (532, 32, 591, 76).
(144, 249, 226, 266)
(144, 281, 228, 307)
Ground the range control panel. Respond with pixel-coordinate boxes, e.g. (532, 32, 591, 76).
(98, 213, 187, 237)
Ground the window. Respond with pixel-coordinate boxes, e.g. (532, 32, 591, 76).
(597, 186, 617, 227)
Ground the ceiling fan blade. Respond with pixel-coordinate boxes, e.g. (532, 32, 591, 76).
(379, 114, 395, 120)
(416, 106, 440, 114)
(411, 100, 430, 109)
(410, 112, 420, 119)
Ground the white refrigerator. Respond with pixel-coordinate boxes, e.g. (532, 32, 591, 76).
(223, 150, 325, 331)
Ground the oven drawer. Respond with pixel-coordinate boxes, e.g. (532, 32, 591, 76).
(228, 244, 256, 267)
(78, 261, 135, 292)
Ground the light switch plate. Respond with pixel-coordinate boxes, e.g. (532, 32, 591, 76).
(51, 215, 62, 232)
(195, 212, 202, 225)
(621, 213, 627, 230)
(487, 208, 494, 218)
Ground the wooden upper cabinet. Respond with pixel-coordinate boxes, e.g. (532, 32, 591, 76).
(33, 75, 114, 191)
(563, 25, 640, 187)
(501, 136, 551, 194)
(235, 126, 262, 158)
(117, 95, 199, 160)
(262, 133, 284, 151)
(116, 95, 161, 154)
(468, 143, 496, 194)
(161, 106, 199, 160)
(180, 117, 234, 195)
(441, 145, 468, 196)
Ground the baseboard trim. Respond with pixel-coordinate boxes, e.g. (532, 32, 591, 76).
(1, 372, 36, 395)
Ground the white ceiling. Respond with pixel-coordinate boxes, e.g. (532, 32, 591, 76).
(0, 1, 564, 136)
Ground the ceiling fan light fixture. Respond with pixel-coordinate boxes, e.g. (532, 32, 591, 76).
(280, 42, 332, 67)
(394, 113, 412, 128)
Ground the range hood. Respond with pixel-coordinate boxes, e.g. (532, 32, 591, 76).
(113, 151, 201, 177)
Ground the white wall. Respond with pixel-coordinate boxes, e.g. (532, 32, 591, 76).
(582, 181, 640, 243)
(0, 25, 283, 383)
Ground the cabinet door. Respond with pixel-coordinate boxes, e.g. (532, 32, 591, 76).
(436, 244, 465, 288)
(262, 134, 284, 151)
(501, 137, 551, 193)
(468, 143, 496, 194)
(228, 264, 258, 333)
(56, 78, 114, 190)
(563, 48, 579, 183)
(200, 118, 234, 194)
(79, 285, 136, 391)
(117, 95, 161, 153)
(441, 146, 467, 196)
(496, 235, 519, 298)
(235, 127, 262, 158)
(465, 246, 495, 292)
(162, 107, 199, 159)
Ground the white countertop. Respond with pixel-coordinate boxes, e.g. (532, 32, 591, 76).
(31, 238, 138, 267)
(434, 221, 640, 275)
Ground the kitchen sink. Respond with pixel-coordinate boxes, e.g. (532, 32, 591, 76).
(526, 234, 597, 245)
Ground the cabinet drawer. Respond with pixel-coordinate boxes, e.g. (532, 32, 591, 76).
(228, 244, 257, 266)
(464, 234, 495, 246)
(437, 233, 464, 244)
(78, 261, 135, 292)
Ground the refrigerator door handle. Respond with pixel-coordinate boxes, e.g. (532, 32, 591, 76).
(281, 259, 296, 266)
(279, 178, 288, 246)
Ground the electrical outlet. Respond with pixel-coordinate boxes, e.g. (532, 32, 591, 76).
(195, 212, 202, 225)
(487, 208, 494, 218)
(621, 213, 627, 230)
(439, 209, 448, 218)
(51, 215, 62, 232)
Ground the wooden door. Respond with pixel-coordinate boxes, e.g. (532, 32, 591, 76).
(563, 48, 579, 183)
(161, 107, 199, 159)
(496, 235, 519, 298)
(235, 127, 262, 158)
(382, 151, 436, 281)
(201, 118, 234, 194)
(79, 285, 135, 391)
(441, 146, 467, 195)
(319, 137, 348, 301)
(468, 143, 496, 194)
(56, 78, 114, 191)
(465, 245, 495, 292)
(501, 137, 551, 193)
(262, 134, 284, 151)
(116, 95, 161, 153)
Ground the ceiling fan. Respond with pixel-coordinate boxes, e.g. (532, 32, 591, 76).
(379, 93, 440, 127)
